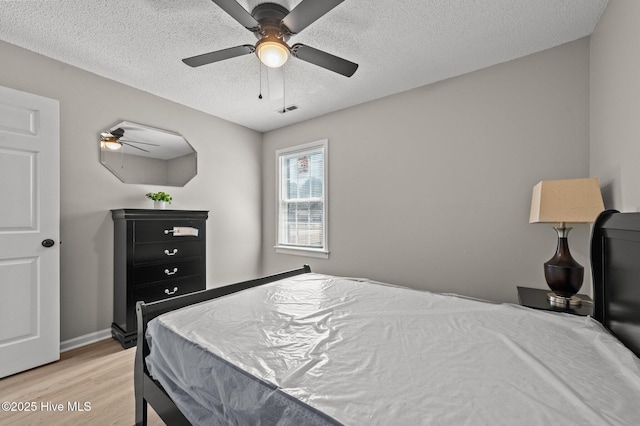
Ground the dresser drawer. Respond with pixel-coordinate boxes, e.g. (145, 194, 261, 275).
(134, 259, 203, 286)
(134, 240, 202, 264)
(134, 220, 204, 243)
(132, 278, 204, 305)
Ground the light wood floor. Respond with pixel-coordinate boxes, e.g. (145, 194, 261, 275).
(0, 339, 163, 425)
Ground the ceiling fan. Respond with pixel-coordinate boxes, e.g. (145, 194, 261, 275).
(100, 128, 160, 153)
(182, 0, 358, 77)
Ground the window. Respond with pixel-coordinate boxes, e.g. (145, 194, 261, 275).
(275, 140, 328, 258)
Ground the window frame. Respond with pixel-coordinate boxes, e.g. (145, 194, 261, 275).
(275, 139, 329, 259)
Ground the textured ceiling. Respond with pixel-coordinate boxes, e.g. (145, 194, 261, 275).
(0, 0, 608, 132)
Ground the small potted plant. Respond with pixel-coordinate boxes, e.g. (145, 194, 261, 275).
(146, 191, 172, 209)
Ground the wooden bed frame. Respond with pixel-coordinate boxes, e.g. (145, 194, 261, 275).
(135, 210, 640, 425)
(590, 210, 640, 357)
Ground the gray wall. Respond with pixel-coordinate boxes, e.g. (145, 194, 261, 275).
(0, 40, 263, 342)
(262, 39, 592, 303)
(100, 150, 169, 185)
(168, 153, 198, 186)
(590, 0, 640, 211)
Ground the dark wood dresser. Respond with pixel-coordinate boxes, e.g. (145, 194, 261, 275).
(111, 209, 208, 348)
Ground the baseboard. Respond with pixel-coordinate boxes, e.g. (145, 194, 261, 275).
(60, 328, 112, 353)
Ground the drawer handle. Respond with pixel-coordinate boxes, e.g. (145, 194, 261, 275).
(164, 267, 178, 276)
(164, 287, 178, 295)
(164, 227, 199, 237)
(164, 248, 178, 256)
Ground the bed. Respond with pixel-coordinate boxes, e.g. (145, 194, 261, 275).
(135, 209, 640, 425)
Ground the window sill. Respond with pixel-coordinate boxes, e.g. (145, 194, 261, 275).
(275, 246, 329, 259)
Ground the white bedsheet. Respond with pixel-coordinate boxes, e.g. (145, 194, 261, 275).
(146, 273, 640, 425)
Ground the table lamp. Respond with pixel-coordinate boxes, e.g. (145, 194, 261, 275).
(529, 178, 604, 306)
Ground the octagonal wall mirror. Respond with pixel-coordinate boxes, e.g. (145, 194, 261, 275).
(100, 121, 197, 187)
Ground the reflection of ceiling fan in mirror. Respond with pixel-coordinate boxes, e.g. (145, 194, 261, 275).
(99, 121, 197, 186)
(100, 128, 160, 153)
(182, 0, 358, 77)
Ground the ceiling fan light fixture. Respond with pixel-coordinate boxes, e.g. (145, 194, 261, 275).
(256, 39, 289, 68)
(100, 134, 123, 151)
(104, 140, 123, 151)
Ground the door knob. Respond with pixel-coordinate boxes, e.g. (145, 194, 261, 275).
(42, 239, 55, 248)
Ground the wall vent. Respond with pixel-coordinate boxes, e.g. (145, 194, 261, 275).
(276, 105, 299, 114)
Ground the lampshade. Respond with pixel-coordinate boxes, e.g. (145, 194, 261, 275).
(256, 39, 289, 68)
(529, 178, 604, 224)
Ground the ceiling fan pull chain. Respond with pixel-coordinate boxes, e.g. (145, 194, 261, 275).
(266, 62, 271, 99)
(282, 64, 286, 114)
(258, 61, 263, 100)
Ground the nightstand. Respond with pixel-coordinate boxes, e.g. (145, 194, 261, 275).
(517, 286, 594, 316)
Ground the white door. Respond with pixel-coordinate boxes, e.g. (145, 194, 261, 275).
(0, 85, 60, 378)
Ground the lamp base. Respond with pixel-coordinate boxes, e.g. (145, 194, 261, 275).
(547, 292, 582, 307)
(543, 226, 584, 300)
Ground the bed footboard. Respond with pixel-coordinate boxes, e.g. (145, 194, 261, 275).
(134, 265, 311, 426)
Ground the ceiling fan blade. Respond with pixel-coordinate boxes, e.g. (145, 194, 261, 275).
(182, 45, 255, 67)
(210, 0, 259, 30)
(119, 139, 160, 146)
(122, 142, 150, 153)
(281, 0, 344, 34)
(291, 44, 358, 77)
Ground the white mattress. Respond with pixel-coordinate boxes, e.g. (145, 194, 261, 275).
(146, 273, 640, 425)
